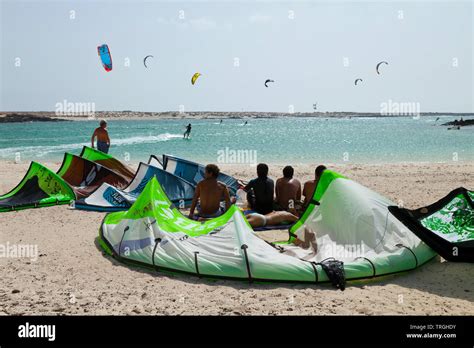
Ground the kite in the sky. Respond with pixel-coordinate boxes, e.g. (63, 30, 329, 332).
(264, 79, 274, 87)
(97, 44, 112, 72)
(354, 78, 363, 85)
(143, 55, 154, 68)
(376, 61, 388, 75)
(191, 73, 202, 85)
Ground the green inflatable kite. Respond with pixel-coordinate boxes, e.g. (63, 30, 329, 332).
(0, 162, 75, 212)
(99, 170, 437, 284)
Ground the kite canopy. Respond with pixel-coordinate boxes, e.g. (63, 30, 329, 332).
(100, 177, 320, 283)
(80, 146, 135, 182)
(57, 153, 129, 199)
(264, 79, 274, 87)
(191, 72, 201, 85)
(389, 188, 474, 262)
(99, 171, 436, 284)
(288, 170, 435, 275)
(143, 55, 154, 68)
(75, 161, 195, 212)
(354, 78, 363, 85)
(97, 44, 112, 72)
(147, 155, 163, 169)
(376, 61, 388, 75)
(160, 154, 240, 196)
(0, 162, 75, 212)
(0, 149, 133, 212)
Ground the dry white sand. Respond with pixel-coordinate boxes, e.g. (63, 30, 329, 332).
(0, 161, 473, 315)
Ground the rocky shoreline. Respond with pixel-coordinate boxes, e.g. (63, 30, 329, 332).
(441, 119, 474, 127)
(0, 113, 68, 123)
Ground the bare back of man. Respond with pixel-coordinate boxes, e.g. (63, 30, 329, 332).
(91, 120, 111, 153)
(188, 164, 231, 219)
(302, 180, 317, 206)
(275, 177, 301, 211)
(93, 127, 109, 142)
(303, 165, 327, 206)
(197, 180, 229, 215)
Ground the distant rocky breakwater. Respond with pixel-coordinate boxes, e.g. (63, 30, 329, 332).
(1, 111, 473, 123)
(0, 113, 67, 123)
(441, 119, 474, 127)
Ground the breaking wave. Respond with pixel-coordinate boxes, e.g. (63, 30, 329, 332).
(0, 133, 183, 159)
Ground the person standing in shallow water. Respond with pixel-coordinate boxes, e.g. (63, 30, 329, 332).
(91, 120, 111, 154)
(183, 123, 192, 139)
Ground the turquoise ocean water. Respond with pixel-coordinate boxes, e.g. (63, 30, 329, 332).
(0, 116, 472, 164)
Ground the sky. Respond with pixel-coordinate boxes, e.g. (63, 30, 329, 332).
(1, 0, 473, 112)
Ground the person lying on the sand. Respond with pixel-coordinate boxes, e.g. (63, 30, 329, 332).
(246, 210, 299, 228)
(303, 165, 326, 206)
(188, 164, 231, 220)
(244, 163, 274, 214)
(91, 120, 110, 154)
(275, 165, 301, 214)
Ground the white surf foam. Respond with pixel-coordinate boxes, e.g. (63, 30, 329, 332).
(112, 133, 183, 146)
(0, 133, 183, 159)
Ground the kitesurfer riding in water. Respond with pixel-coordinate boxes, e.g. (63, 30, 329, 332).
(91, 120, 110, 154)
(184, 123, 192, 139)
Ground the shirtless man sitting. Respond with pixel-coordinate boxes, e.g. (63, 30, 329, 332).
(275, 165, 301, 214)
(303, 165, 327, 206)
(91, 120, 111, 154)
(188, 164, 231, 220)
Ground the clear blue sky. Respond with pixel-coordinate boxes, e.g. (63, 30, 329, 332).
(1, 0, 472, 112)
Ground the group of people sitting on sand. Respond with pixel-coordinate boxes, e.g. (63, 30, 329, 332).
(188, 163, 326, 228)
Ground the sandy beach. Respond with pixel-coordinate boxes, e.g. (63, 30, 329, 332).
(0, 160, 473, 315)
